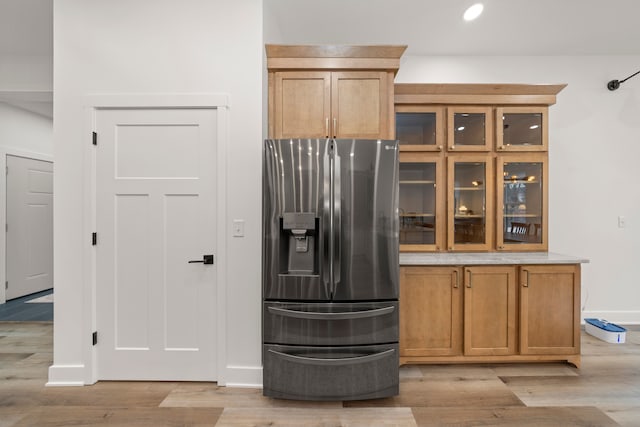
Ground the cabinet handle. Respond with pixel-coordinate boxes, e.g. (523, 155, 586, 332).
(466, 270, 472, 288)
(522, 269, 529, 287)
(437, 145, 443, 151)
(452, 270, 459, 288)
(325, 118, 329, 138)
(450, 145, 455, 150)
(333, 117, 337, 138)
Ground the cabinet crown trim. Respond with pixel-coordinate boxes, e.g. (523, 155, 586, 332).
(394, 83, 567, 105)
(266, 44, 407, 73)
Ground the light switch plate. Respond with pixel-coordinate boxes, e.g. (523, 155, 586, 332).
(233, 219, 245, 237)
(618, 216, 626, 228)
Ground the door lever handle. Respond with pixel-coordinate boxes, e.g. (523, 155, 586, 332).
(188, 254, 214, 265)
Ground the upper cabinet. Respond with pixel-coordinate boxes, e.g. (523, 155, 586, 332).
(447, 106, 493, 152)
(266, 45, 406, 140)
(395, 83, 566, 252)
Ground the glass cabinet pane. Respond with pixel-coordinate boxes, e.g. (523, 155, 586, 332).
(502, 113, 542, 147)
(502, 162, 543, 244)
(399, 162, 437, 245)
(453, 163, 486, 244)
(453, 113, 486, 146)
(396, 106, 444, 151)
(448, 107, 492, 151)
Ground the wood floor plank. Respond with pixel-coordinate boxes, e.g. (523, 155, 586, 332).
(12, 406, 223, 427)
(411, 406, 619, 426)
(215, 407, 417, 427)
(344, 377, 524, 408)
(160, 384, 342, 408)
(601, 405, 640, 427)
(502, 374, 640, 408)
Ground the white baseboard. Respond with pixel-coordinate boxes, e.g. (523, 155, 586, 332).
(581, 311, 640, 325)
(221, 365, 262, 388)
(46, 364, 86, 386)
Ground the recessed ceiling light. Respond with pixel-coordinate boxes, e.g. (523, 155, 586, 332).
(463, 3, 484, 21)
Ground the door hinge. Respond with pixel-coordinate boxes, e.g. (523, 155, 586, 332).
(5, 166, 7, 175)
(92, 232, 97, 245)
(92, 331, 98, 346)
(5, 281, 7, 290)
(92, 131, 97, 146)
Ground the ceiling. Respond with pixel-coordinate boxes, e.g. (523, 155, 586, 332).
(2, 0, 640, 59)
(264, 0, 640, 56)
(1, 0, 640, 116)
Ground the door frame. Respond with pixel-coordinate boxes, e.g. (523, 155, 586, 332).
(0, 150, 54, 305)
(83, 94, 229, 385)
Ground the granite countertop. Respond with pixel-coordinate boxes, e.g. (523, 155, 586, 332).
(400, 252, 589, 266)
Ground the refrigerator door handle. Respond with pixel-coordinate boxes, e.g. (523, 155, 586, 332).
(332, 145, 342, 295)
(323, 140, 332, 294)
(267, 348, 395, 366)
(268, 305, 395, 320)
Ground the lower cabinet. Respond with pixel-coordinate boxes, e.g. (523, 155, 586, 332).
(399, 264, 581, 367)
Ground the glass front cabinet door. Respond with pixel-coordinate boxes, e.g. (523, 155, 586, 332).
(399, 153, 444, 251)
(496, 154, 548, 251)
(447, 107, 492, 152)
(496, 107, 548, 152)
(447, 155, 493, 251)
(395, 107, 444, 152)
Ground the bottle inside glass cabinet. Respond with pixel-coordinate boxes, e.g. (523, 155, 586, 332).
(453, 162, 487, 245)
(399, 162, 437, 245)
(502, 162, 543, 244)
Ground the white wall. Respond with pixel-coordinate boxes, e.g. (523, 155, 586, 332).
(397, 55, 640, 323)
(51, 0, 263, 386)
(0, 102, 53, 304)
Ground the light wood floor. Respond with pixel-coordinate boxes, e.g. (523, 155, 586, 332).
(1, 322, 638, 426)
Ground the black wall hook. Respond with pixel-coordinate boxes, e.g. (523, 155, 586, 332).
(607, 69, 640, 91)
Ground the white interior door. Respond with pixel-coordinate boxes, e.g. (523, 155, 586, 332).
(6, 155, 53, 300)
(96, 108, 217, 381)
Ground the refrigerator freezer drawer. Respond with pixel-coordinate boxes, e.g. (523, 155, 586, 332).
(263, 343, 399, 401)
(263, 301, 398, 346)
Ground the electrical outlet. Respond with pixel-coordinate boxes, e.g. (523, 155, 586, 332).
(618, 216, 626, 228)
(232, 219, 245, 237)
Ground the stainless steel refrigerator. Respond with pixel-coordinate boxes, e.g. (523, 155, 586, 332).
(262, 138, 399, 401)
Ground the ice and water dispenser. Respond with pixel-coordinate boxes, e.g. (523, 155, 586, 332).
(280, 212, 319, 275)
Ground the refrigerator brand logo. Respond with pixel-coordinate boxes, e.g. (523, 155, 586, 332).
(384, 145, 396, 150)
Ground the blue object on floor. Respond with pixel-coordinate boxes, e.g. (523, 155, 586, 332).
(585, 318, 627, 343)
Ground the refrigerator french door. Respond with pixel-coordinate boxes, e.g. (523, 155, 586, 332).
(263, 138, 399, 401)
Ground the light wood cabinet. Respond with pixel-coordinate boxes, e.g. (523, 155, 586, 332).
(400, 264, 581, 367)
(447, 154, 494, 251)
(399, 152, 445, 252)
(400, 267, 462, 357)
(496, 153, 548, 251)
(520, 265, 581, 355)
(395, 83, 565, 252)
(266, 45, 406, 140)
(463, 266, 517, 356)
(272, 71, 390, 139)
(447, 106, 493, 152)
